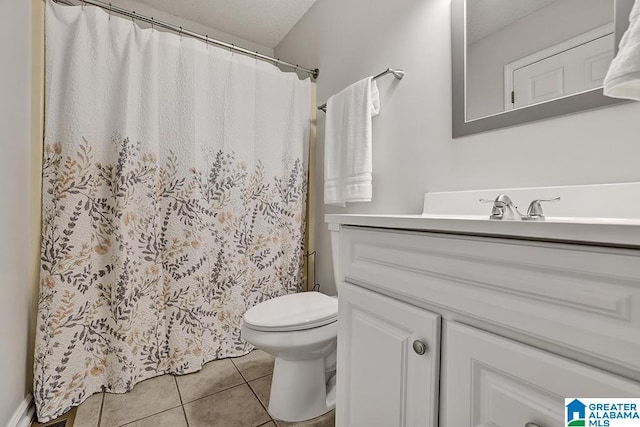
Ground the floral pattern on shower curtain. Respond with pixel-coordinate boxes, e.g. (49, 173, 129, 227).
(35, 1, 311, 422)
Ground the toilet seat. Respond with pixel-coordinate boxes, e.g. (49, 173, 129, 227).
(243, 292, 338, 332)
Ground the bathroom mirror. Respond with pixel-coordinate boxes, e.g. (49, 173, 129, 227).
(451, 0, 635, 137)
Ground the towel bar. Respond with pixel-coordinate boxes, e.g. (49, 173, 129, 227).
(317, 68, 405, 112)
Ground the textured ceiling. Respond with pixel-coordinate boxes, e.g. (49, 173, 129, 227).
(133, 0, 317, 48)
(467, 0, 558, 44)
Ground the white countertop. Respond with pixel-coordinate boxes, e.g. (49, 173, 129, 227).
(325, 213, 640, 248)
(325, 183, 640, 248)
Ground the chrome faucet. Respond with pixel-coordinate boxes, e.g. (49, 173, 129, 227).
(480, 195, 560, 221)
(480, 194, 523, 220)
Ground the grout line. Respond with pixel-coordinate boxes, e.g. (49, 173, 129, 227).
(117, 406, 183, 427)
(173, 374, 191, 426)
(252, 372, 274, 381)
(173, 376, 190, 427)
(232, 351, 276, 419)
(181, 404, 190, 427)
(245, 376, 272, 422)
(182, 382, 248, 406)
(231, 351, 275, 384)
(97, 392, 105, 427)
(231, 357, 249, 383)
(101, 378, 185, 427)
(179, 378, 248, 406)
(174, 376, 184, 405)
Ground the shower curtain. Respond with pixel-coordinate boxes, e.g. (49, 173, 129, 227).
(35, 1, 311, 421)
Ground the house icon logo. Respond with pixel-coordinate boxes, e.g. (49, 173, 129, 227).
(566, 399, 586, 426)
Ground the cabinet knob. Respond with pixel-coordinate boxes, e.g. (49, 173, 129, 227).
(412, 340, 427, 355)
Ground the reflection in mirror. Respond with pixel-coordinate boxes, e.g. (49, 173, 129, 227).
(466, 0, 614, 121)
(451, 0, 634, 138)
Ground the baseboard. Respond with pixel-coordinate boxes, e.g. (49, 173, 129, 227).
(7, 394, 35, 427)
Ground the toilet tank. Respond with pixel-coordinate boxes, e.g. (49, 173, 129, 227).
(328, 223, 341, 294)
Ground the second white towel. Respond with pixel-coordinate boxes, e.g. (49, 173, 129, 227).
(604, 0, 640, 100)
(324, 77, 380, 206)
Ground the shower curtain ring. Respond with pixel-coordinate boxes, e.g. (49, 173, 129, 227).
(151, 17, 154, 31)
(131, 11, 136, 24)
(179, 26, 183, 39)
(108, 3, 112, 19)
(81, 0, 85, 10)
(205, 35, 209, 49)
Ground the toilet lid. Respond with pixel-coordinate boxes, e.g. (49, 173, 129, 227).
(243, 292, 338, 332)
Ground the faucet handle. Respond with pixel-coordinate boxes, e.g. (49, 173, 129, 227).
(479, 198, 508, 207)
(526, 197, 560, 220)
(479, 198, 506, 219)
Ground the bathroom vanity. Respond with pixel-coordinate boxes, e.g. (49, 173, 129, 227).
(327, 184, 640, 427)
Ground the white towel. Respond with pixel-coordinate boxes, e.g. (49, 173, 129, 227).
(324, 77, 380, 205)
(604, 0, 640, 100)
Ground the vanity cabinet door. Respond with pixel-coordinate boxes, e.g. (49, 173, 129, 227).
(337, 282, 441, 427)
(442, 322, 640, 427)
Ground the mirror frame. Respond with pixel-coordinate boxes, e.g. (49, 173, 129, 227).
(452, 0, 634, 138)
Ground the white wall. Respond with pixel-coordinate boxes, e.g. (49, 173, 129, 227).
(467, 0, 613, 119)
(0, 0, 33, 425)
(275, 0, 640, 295)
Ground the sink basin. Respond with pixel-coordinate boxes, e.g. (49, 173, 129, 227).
(326, 182, 640, 248)
(420, 182, 640, 220)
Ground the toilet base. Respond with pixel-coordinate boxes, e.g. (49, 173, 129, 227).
(269, 357, 336, 422)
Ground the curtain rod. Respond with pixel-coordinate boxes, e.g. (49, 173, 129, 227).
(317, 68, 405, 112)
(52, 0, 320, 80)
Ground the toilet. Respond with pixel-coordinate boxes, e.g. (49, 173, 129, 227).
(241, 292, 338, 422)
(241, 226, 341, 422)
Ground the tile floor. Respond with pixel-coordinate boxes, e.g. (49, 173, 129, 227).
(37, 350, 334, 427)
